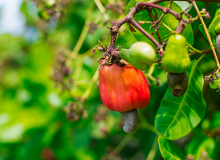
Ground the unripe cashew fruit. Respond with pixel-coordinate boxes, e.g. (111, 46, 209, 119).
(119, 42, 156, 70)
(167, 72, 188, 97)
(162, 34, 191, 74)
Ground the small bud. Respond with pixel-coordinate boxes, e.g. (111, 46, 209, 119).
(138, 21, 144, 25)
(205, 12, 210, 19)
(73, 115, 79, 121)
(202, 8, 206, 12)
(82, 112, 88, 119)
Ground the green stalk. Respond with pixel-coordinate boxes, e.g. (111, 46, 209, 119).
(119, 49, 130, 61)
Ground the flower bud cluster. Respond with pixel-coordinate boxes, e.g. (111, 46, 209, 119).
(50, 51, 73, 91)
(106, 2, 125, 14)
(93, 105, 109, 122)
(63, 101, 88, 122)
(31, 0, 71, 20)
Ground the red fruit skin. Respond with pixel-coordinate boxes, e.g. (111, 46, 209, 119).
(99, 63, 151, 112)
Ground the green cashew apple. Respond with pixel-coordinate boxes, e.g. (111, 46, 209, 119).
(208, 8, 220, 38)
(167, 72, 188, 97)
(208, 8, 220, 59)
(162, 34, 191, 74)
(119, 42, 156, 70)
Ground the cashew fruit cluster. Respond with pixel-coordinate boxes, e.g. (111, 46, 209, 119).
(119, 42, 156, 70)
(162, 34, 190, 97)
(99, 58, 151, 133)
(208, 8, 220, 59)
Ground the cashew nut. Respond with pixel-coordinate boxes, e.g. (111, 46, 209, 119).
(120, 109, 138, 133)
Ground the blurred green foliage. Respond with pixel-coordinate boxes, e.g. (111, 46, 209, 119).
(0, 0, 220, 160)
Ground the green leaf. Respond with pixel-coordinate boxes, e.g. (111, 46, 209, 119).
(125, 1, 194, 49)
(158, 136, 185, 160)
(199, 24, 207, 40)
(199, 24, 216, 46)
(155, 60, 206, 140)
(195, 138, 216, 160)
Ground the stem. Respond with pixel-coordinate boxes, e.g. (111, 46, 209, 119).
(66, 18, 90, 67)
(160, 22, 175, 34)
(81, 67, 99, 101)
(148, 63, 156, 76)
(161, 21, 203, 54)
(94, 0, 106, 14)
(108, 1, 182, 52)
(187, 43, 202, 54)
(189, 49, 212, 56)
(146, 135, 158, 160)
(191, 0, 220, 70)
(198, 53, 208, 63)
(112, 129, 136, 154)
(136, 2, 181, 20)
(148, 10, 163, 44)
(148, 0, 220, 3)
(119, 49, 130, 61)
(93, 0, 109, 21)
(139, 111, 157, 134)
(72, 60, 83, 80)
(145, 64, 157, 81)
(139, 122, 157, 134)
(145, 73, 157, 81)
(130, 19, 161, 50)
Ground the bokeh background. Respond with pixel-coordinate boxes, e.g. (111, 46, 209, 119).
(0, 0, 220, 159)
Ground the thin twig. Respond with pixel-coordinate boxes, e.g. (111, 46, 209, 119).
(108, 1, 183, 53)
(111, 130, 136, 154)
(189, 49, 212, 56)
(146, 135, 158, 160)
(139, 111, 157, 134)
(94, 0, 109, 21)
(148, 10, 163, 44)
(66, 18, 90, 66)
(130, 19, 161, 50)
(81, 67, 99, 101)
(191, 0, 220, 71)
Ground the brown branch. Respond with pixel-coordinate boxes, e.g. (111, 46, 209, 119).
(189, 49, 212, 56)
(108, 1, 183, 54)
(148, 10, 163, 44)
(149, 0, 220, 4)
(136, 2, 181, 20)
(129, 19, 161, 50)
(191, 0, 220, 71)
(175, 19, 187, 34)
(107, 0, 217, 57)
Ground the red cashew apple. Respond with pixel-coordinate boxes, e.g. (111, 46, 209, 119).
(99, 62, 151, 133)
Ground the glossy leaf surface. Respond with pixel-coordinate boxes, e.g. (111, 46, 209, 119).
(155, 61, 206, 140)
(158, 136, 185, 160)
